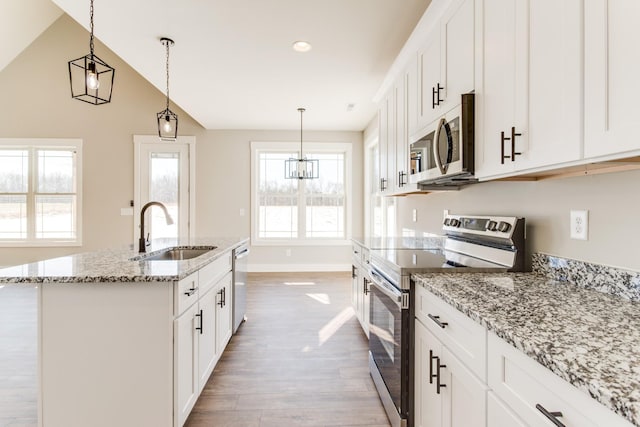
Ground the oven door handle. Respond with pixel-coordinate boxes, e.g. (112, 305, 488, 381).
(369, 270, 402, 305)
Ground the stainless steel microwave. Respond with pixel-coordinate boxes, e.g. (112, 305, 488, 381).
(409, 93, 476, 189)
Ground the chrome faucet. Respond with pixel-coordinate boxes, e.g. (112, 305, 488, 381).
(139, 201, 174, 253)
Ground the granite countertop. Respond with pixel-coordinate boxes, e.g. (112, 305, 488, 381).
(412, 271, 640, 426)
(0, 237, 249, 284)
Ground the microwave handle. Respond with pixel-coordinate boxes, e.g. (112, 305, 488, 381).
(433, 117, 447, 175)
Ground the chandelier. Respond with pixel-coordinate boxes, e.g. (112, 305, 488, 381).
(157, 37, 178, 140)
(285, 108, 319, 179)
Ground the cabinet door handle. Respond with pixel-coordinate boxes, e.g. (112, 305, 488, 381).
(217, 289, 224, 307)
(510, 126, 522, 161)
(429, 349, 438, 384)
(363, 278, 369, 295)
(436, 83, 444, 106)
(432, 86, 437, 109)
(501, 131, 511, 164)
(428, 314, 448, 329)
(222, 287, 226, 307)
(436, 357, 447, 394)
(195, 310, 203, 334)
(380, 178, 387, 191)
(352, 266, 357, 279)
(535, 404, 566, 427)
(184, 287, 196, 297)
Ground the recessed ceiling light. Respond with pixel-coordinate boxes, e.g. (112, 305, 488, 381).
(346, 103, 356, 112)
(292, 41, 312, 53)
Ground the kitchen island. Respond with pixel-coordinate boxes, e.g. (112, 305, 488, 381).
(413, 258, 640, 427)
(0, 237, 248, 427)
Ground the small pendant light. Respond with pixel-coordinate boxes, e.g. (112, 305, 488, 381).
(157, 37, 178, 140)
(285, 108, 319, 179)
(68, 0, 115, 105)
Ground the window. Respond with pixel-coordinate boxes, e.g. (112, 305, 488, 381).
(251, 142, 352, 245)
(0, 139, 82, 246)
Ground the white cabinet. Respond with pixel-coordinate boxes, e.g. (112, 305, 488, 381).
(414, 317, 487, 427)
(416, 0, 475, 137)
(197, 286, 218, 392)
(488, 332, 634, 427)
(215, 272, 233, 355)
(487, 391, 527, 427)
(584, 0, 640, 158)
(351, 242, 370, 337)
(378, 97, 390, 194)
(174, 302, 200, 427)
(475, 0, 582, 179)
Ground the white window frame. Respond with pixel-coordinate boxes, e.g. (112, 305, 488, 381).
(0, 138, 83, 247)
(250, 141, 352, 246)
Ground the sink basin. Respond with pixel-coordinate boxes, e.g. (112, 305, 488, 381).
(132, 246, 217, 262)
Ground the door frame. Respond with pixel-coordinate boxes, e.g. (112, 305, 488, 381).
(133, 135, 196, 243)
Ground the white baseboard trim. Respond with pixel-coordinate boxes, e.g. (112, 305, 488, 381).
(248, 263, 351, 273)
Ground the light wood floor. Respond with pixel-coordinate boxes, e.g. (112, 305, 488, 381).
(184, 272, 391, 427)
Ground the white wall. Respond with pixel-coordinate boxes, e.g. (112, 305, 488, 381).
(394, 170, 640, 272)
(0, 15, 363, 270)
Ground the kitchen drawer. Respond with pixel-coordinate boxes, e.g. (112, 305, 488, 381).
(199, 251, 232, 295)
(415, 285, 487, 380)
(488, 332, 633, 427)
(175, 271, 199, 316)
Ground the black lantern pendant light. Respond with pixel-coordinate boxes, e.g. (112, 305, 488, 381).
(285, 108, 319, 179)
(68, 0, 115, 105)
(157, 37, 178, 140)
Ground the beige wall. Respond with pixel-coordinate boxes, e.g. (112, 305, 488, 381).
(0, 15, 363, 270)
(394, 169, 640, 271)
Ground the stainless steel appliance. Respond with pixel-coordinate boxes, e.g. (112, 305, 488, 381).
(368, 214, 526, 427)
(232, 243, 249, 334)
(409, 93, 476, 189)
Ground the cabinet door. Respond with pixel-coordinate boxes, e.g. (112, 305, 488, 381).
(395, 77, 408, 192)
(441, 346, 487, 427)
(216, 272, 233, 353)
(174, 303, 199, 427)
(585, 0, 640, 158)
(418, 30, 442, 131)
(378, 98, 389, 193)
(519, 0, 582, 170)
(406, 53, 420, 140)
(487, 391, 528, 427)
(475, 0, 527, 178)
(439, 0, 475, 114)
(415, 320, 442, 427)
(363, 276, 370, 338)
(197, 286, 218, 392)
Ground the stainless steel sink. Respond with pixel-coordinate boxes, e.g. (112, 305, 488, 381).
(132, 246, 217, 262)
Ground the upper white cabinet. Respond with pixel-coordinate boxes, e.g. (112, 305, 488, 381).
(584, 0, 640, 159)
(415, 0, 475, 138)
(475, 0, 583, 179)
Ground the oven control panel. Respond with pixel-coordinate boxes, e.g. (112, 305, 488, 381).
(442, 214, 524, 241)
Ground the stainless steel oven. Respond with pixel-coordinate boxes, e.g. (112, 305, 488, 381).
(368, 268, 410, 427)
(409, 93, 475, 189)
(368, 213, 527, 427)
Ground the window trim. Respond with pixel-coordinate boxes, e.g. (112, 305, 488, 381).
(250, 141, 352, 246)
(0, 138, 83, 247)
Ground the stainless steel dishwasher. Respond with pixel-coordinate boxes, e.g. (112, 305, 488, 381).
(232, 243, 249, 333)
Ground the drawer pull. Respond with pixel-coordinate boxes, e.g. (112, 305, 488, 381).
(195, 310, 203, 335)
(535, 404, 566, 427)
(436, 357, 446, 394)
(183, 287, 196, 297)
(429, 350, 438, 384)
(428, 314, 448, 329)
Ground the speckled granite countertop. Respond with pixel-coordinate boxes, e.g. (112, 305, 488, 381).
(412, 272, 640, 426)
(0, 237, 248, 283)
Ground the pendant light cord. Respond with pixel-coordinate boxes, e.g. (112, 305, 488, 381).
(89, 0, 95, 59)
(299, 107, 305, 159)
(165, 40, 171, 110)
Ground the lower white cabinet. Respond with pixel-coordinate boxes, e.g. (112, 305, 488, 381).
(487, 391, 527, 427)
(175, 302, 200, 427)
(215, 272, 233, 356)
(414, 318, 487, 427)
(351, 243, 370, 337)
(197, 285, 218, 392)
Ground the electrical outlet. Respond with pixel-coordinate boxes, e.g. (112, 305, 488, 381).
(570, 210, 589, 240)
(412, 209, 417, 222)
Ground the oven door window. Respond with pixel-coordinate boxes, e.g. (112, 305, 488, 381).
(369, 283, 403, 409)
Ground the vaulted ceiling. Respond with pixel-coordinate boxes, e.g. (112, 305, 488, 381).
(4, 0, 431, 131)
